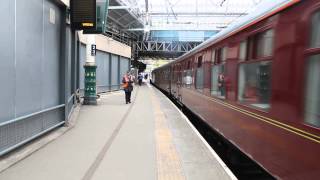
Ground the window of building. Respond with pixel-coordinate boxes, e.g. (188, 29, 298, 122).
(195, 56, 204, 90)
(304, 10, 320, 127)
(211, 47, 227, 98)
(239, 40, 247, 61)
(310, 10, 320, 48)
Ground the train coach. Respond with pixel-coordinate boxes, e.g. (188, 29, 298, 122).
(152, 0, 320, 179)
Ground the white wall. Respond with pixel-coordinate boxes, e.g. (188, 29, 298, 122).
(78, 32, 132, 58)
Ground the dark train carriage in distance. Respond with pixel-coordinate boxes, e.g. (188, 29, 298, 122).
(152, 0, 320, 179)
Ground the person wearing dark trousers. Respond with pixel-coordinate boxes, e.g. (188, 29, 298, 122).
(122, 71, 134, 104)
(138, 73, 143, 86)
(125, 90, 131, 104)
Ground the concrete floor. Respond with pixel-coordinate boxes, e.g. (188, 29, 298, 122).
(0, 84, 236, 180)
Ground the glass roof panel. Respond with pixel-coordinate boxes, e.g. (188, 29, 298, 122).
(120, 0, 267, 30)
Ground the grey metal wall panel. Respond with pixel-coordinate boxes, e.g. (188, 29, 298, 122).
(104, 53, 110, 89)
(0, 0, 66, 156)
(65, 26, 72, 97)
(96, 50, 110, 93)
(42, 0, 62, 108)
(79, 44, 86, 89)
(79, 48, 127, 92)
(76, 40, 80, 90)
(119, 57, 129, 85)
(42, 107, 64, 130)
(111, 55, 119, 90)
(15, 0, 43, 117)
(96, 51, 104, 86)
(65, 26, 75, 118)
(71, 32, 77, 94)
(66, 95, 74, 119)
(0, 0, 15, 122)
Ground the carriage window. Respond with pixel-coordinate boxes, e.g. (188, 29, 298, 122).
(238, 61, 272, 110)
(256, 29, 274, 57)
(221, 47, 227, 62)
(310, 11, 320, 48)
(184, 70, 193, 88)
(305, 56, 320, 127)
(303, 11, 320, 127)
(211, 47, 227, 99)
(211, 64, 225, 98)
(239, 40, 247, 61)
(211, 49, 216, 62)
(184, 61, 193, 88)
(214, 47, 227, 64)
(197, 56, 203, 67)
(195, 56, 204, 90)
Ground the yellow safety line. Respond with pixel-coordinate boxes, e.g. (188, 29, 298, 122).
(185, 89, 320, 143)
(151, 89, 186, 180)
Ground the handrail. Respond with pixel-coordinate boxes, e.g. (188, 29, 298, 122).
(67, 94, 75, 104)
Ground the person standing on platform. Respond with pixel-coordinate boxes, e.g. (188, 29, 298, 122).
(138, 73, 143, 86)
(218, 73, 225, 97)
(122, 71, 134, 104)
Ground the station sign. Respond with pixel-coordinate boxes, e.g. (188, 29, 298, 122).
(70, 0, 96, 30)
(91, 45, 96, 56)
(83, 0, 109, 34)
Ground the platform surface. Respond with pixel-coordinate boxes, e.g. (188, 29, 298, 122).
(0, 84, 236, 180)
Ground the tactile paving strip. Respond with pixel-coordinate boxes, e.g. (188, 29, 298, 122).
(151, 90, 186, 180)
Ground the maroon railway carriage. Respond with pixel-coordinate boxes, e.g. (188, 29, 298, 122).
(152, 0, 320, 179)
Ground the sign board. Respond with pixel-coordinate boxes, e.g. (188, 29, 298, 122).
(91, 45, 96, 56)
(83, 0, 109, 34)
(70, 0, 96, 30)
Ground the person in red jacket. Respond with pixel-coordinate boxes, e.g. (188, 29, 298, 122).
(122, 71, 134, 104)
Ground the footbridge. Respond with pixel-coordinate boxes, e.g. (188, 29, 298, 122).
(134, 41, 202, 59)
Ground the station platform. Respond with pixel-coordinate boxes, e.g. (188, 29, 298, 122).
(0, 84, 236, 180)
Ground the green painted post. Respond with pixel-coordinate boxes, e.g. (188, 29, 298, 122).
(83, 35, 97, 105)
(83, 64, 97, 105)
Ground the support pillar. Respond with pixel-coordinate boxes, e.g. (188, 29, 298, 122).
(83, 35, 97, 105)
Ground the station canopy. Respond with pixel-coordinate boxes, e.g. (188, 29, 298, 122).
(120, 0, 266, 31)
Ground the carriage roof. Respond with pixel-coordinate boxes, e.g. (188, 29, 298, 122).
(153, 0, 300, 71)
